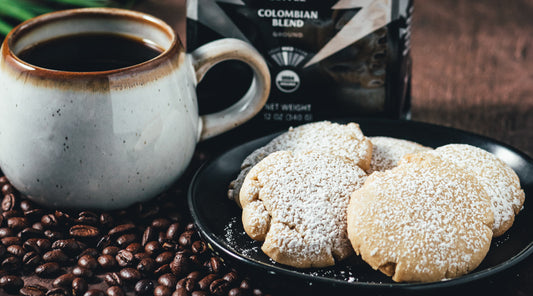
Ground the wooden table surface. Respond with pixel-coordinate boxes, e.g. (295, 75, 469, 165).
(133, 1, 533, 296)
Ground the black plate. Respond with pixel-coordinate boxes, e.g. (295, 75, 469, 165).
(188, 118, 533, 295)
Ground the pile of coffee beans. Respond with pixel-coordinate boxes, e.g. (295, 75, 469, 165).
(0, 175, 271, 296)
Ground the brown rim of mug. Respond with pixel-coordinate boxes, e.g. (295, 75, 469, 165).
(1, 8, 182, 80)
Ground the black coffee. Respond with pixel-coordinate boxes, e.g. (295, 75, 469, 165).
(18, 33, 163, 72)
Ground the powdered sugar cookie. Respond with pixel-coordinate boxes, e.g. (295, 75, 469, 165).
(431, 144, 525, 237)
(368, 136, 432, 173)
(347, 152, 493, 282)
(229, 121, 372, 207)
(240, 150, 367, 268)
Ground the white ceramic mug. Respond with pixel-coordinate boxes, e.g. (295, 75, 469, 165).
(0, 8, 270, 209)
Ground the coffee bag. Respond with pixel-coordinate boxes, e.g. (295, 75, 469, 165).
(187, 0, 413, 140)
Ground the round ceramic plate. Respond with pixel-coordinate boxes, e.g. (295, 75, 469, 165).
(188, 118, 533, 294)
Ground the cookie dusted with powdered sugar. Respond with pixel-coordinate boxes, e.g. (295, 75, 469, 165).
(368, 136, 432, 173)
(240, 151, 367, 268)
(430, 144, 525, 237)
(228, 121, 372, 207)
(347, 152, 494, 282)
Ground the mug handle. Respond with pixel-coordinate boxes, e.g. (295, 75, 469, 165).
(190, 38, 271, 141)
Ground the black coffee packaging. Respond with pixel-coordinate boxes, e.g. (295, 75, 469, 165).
(187, 0, 413, 143)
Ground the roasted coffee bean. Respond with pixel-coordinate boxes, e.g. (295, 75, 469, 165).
(161, 242, 177, 251)
(115, 250, 134, 267)
(1, 236, 22, 246)
(78, 255, 98, 270)
(185, 223, 196, 231)
(170, 253, 190, 276)
(52, 239, 80, 255)
(23, 209, 45, 222)
(108, 224, 135, 238)
(41, 214, 59, 228)
(32, 222, 44, 231)
(134, 252, 150, 261)
(97, 254, 117, 269)
(210, 278, 230, 296)
(18, 227, 43, 240)
(154, 285, 172, 296)
(52, 273, 76, 288)
(2, 256, 22, 272)
(185, 271, 202, 292)
(72, 277, 88, 296)
(0, 227, 14, 238)
(223, 271, 239, 283)
(46, 287, 69, 296)
(105, 286, 124, 296)
(20, 285, 47, 296)
(134, 279, 154, 296)
(69, 225, 100, 239)
(104, 272, 123, 287)
(0, 275, 24, 294)
(83, 289, 105, 296)
(44, 230, 64, 241)
(43, 250, 69, 263)
(53, 211, 71, 224)
(158, 231, 167, 244)
(158, 273, 178, 288)
(239, 279, 250, 290)
(97, 213, 112, 229)
(1, 193, 16, 211)
(173, 287, 189, 296)
(1, 183, 14, 195)
(155, 251, 174, 265)
(72, 266, 93, 279)
(37, 238, 52, 252)
(116, 233, 136, 247)
(22, 251, 41, 266)
(141, 226, 156, 246)
(19, 199, 35, 211)
(178, 230, 195, 247)
(136, 257, 156, 274)
(252, 289, 264, 296)
(228, 288, 242, 296)
(191, 241, 207, 255)
(76, 211, 99, 225)
(198, 274, 218, 291)
(78, 248, 99, 260)
(152, 218, 172, 229)
(208, 256, 223, 274)
(96, 235, 112, 250)
(175, 277, 186, 289)
(154, 264, 171, 277)
(166, 223, 181, 242)
(101, 246, 118, 256)
(125, 242, 142, 254)
(7, 244, 25, 257)
(35, 262, 61, 277)
(191, 291, 208, 296)
(119, 267, 141, 283)
(0, 176, 8, 187)
(0, 244, 6, 258)
(144, 241, 161, 255)
(2, 209, 21, 220)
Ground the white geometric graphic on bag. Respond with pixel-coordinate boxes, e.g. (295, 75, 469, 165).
(187, 0, 250, 43)
(304, 0, 392, 67)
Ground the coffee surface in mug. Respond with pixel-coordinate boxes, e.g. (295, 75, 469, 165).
(17, 33, 163, 72)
